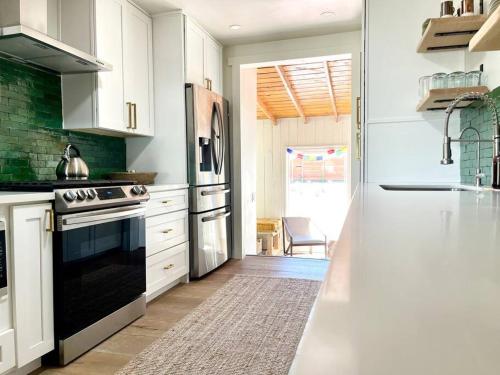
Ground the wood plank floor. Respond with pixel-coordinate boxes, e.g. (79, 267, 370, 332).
(34, 256, 329, 375)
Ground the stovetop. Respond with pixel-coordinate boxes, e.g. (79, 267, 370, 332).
(0, 180, 136, 192)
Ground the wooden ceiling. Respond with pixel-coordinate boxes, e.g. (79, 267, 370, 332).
(257, 59, 352, 124)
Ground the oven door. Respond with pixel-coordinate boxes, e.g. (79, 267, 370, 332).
(54, 205, 146, 339)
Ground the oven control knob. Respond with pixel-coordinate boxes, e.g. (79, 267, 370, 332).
(63, 190, 77, 202)
(131, 185, 142, 195)
(87, 189, 97, 200)
(140, 185, 147, 195)
(76, 189, 87, 201)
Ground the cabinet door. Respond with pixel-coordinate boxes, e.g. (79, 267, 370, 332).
(123, 2, 154, 136)
(185, 18, 205, 87)
(11, 204, 54, 367)
(0, 329, 15, 374)
(204, 37, 222, 94)
(95, 0, 126, 132)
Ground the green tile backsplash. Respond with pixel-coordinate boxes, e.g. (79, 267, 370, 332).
(460, 86, 500, 186)
(0, 58, 125, 181)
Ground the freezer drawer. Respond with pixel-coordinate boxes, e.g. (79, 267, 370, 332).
(189, 207, 232, 278)
(189, 184, 230, 213)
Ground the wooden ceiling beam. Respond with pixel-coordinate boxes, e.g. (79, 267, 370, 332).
(324, 61, 339, 120)
(257, 97, 277, 126)
(275, 65, 307, 123)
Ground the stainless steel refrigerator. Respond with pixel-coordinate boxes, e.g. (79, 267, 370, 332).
(186, 84, 232, 278)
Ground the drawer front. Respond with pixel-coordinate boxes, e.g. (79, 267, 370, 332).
(0, 329, 15, 374)
(147, 189, 188, 217)
(146, 243, 188, 296)
(146, 210, 188, 257)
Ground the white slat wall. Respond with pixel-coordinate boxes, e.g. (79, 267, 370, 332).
(256, 115, 350, 218)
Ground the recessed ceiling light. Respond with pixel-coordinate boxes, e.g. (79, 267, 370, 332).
(229, 24, 241, 30)
(321, 11, 335, 16)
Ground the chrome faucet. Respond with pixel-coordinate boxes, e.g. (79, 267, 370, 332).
(441, 92, 500, 187)
(458, 127, 485, 187)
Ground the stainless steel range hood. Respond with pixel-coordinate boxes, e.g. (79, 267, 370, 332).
(0, 1, 112, 74)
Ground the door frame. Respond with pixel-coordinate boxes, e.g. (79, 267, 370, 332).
(226, 32, 362, 259)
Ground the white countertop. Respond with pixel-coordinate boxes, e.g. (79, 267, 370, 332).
(146, 183, 189, 192)
(290, 183, 500, 375)
(0, 191, 54, 205)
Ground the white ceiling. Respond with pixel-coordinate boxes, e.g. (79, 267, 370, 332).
(134, 0, 362, 45)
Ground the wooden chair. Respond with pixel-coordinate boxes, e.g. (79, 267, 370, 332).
(282, 217, 327, 258)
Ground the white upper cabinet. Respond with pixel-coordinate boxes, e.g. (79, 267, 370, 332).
(11, 204, 54, 368)
(185, 19, 206, 88)
(204, 37, 222, 95)
(94, 0, 126, 133)
(123, 4, 154, 136)
(184, 17, 223, 95)
(60, 0, 154, 137)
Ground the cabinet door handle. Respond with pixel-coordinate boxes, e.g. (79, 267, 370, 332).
(205, 78, 212, 91)
(132, 103, 137, 129)
(162, 228, 173, 234)
(356, 96, 361, 130)
(126, 102, 133, 129)
(163, 264, 174, 270)
(356, 131, 361, 160)
(46, 209, 54, 232)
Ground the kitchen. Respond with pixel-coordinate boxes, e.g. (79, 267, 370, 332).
(0, 0, 500, 374)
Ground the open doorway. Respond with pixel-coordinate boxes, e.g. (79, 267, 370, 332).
(253, 56, 352, 260)
(286, 145, 348, 244)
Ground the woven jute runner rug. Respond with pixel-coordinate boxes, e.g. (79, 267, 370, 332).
(116, 274, 321, 375)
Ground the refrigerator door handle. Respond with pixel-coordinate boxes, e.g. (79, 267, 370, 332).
(201, 211, 231, 222)
(212, 101, 224, 175)
(201, 188, 231, 196)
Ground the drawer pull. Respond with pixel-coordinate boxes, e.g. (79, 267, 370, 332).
(163, 264, 175, 270)
(162, 200, 173, 205)
(162, 229, 173, 234)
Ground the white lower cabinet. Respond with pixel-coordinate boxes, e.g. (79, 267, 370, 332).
(0, 329, 15, 374)
(146, 187, 189, 301)
(146, 210, 188, 257)
(11, 204, 54, 368)
(146, 242, 189, 298)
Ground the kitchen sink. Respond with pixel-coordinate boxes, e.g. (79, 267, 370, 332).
(379, 185, 469, 192)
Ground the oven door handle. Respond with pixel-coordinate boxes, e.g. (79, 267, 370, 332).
(201, 211, 231, 222)
(59, 205, 146, 231)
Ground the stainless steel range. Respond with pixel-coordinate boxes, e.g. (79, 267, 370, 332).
(0, 180, 149, 365)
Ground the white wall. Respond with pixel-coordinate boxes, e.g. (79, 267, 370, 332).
(127, 12, 187, 185)
(257, 115, 350, 218)
(365, 0, 465, 184)
(231, 68, 257, 259)
(224, 31, 361, 258)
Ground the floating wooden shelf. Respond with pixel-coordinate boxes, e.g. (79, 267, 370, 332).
(469, 7, 500, 51)
(416, 86, 490, 111)
(417, 15, 487, 53)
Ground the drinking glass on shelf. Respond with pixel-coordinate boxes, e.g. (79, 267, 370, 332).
(431, 73, 448, 89)
(466, 70, 482, 87)
(447, 71, 466, 88)
(419, 76, 431, 98)
(480, 72, 488, 86)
